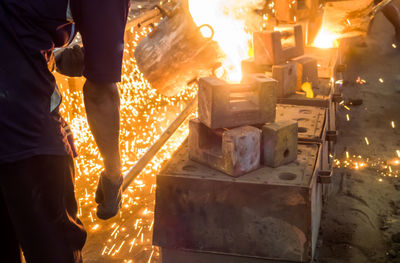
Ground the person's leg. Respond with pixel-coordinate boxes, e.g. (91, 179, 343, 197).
(0, 164, 22, 263)
(0, 155, 86, 263)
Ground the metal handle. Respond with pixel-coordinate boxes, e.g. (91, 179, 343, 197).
(318, 170, 333, 184)
(326, 130, 338, 143)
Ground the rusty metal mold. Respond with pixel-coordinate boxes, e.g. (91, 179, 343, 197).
(154, 142, 323, 262)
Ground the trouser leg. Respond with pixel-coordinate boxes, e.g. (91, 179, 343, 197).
(0, 184, 21, 263)
(0, 155, 87, 263)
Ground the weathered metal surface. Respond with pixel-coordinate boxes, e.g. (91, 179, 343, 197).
(274, 0, 320, 24)
(198, 75, 277, 129)
(154, 142, 323, 262)
(262, 120, 298, 168)
(275, 102, 335, 200)
(134, 2, 222, 96)
(321, 140, 334, 202)
(272, 61, 298, 98)
(275, 104, 333, 200)
(305, 47, 340, 80)
(321, 0, 392, 39)
(277, 94, 330, 108)
(188, 119, 261, 177)
(126, 8, 162, 32)
(241, 58, 272, 76)
(291, 55, 319, 90)
(277, 78, 331, 108)
(253, 25, 305, 65)
(276, 104, 326, 143)
(318, 170, 333, 184)
(274, 0, 297, 23)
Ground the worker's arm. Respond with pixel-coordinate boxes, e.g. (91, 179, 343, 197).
(83, 80, 122, 220)
(83, 80, 121, 181)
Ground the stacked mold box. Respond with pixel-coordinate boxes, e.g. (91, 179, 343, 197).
(153, 24, 342, 263)
(190, 75, 299, 177)
(242, 24, 342, 200)
(154, 142, 324, 263)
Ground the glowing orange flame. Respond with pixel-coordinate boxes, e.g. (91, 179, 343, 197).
(313, 27, 339, 49)
(188, 0, 251, 83)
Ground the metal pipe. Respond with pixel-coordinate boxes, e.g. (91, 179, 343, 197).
(122, 96, 198, 191)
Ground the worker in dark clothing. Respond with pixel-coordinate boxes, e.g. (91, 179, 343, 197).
(0, 0, 130, 262)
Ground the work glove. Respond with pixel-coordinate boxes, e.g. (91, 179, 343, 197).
(95, 172, 123, 220)
(54, 44, 84, 77)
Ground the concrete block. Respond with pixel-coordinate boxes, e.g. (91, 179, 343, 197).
(198, 75, 277, 129)
(253, 25, 304, 65)
(154, 142, 323, 262)
(291, 55, 318, 90)
(262, 120, 298, 168)
(272, 62, 297, 98)
(188, 119, 261, 177)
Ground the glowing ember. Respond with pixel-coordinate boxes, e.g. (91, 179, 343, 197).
(313, 27, 339, 49)
(188, 0, 252, 83)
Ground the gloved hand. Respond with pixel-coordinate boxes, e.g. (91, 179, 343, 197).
(95, 172, 123, 220)
(54, 44, 84, 77)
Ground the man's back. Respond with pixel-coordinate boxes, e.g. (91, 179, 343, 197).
(0, 0, 72, 163)
(0, 1, 130, 262)
(0, 0, 130, 163)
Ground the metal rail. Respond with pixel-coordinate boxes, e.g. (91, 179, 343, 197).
(122, 96, 198, 191)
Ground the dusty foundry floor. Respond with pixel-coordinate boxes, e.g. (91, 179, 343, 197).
(318, 3, 400, 263)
